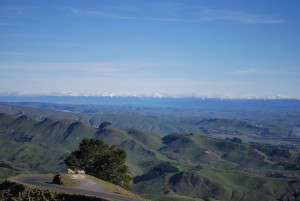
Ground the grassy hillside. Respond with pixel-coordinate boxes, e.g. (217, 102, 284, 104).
(133, 168, 300, 201)
(135, 134, 300, 200)
(0, 113, 168, 179)
(159, 134, 271, 169)
(0, 112, 299, 200)
(0, 140, 66, 172)
(198, 168, 300, 201)
(0, 104, 199, 136)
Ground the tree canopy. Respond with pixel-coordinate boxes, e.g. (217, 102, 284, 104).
(64, 138, 131, 189)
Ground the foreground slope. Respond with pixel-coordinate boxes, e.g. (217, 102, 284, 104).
(0, 174, 143, 201)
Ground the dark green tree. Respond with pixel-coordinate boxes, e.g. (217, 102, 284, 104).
(64, 139, 131, 189)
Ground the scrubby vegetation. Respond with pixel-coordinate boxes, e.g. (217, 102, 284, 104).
(133, 162, 179, 183)
(65, 139, 131, 189)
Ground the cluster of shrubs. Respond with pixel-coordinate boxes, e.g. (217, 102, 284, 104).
(225, 137, 242, 143)
(133, 162, 179, 183)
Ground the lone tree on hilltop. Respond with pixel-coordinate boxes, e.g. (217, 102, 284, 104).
(64, 138, 131, 189)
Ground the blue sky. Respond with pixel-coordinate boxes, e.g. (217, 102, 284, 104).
(1, 0, 300, 98)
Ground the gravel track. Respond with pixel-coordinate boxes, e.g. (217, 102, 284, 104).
(14, 174, 144, 201)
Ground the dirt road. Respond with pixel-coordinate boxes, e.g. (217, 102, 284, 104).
(14, 174, 144, 201)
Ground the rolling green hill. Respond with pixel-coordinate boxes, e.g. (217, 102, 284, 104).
(1, 103, 298, 145)
(0, 112, 299, 201)
(0, 113, 167, 179)
(0, 104, 197, 136)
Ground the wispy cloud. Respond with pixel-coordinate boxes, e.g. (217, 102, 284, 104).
(0, 7, 24, 16)
(63, 7, 136, 20)
(0, 62, 121, 76)
(147, 17, 204, 23)
(0, 4, 286, 25)
(165, 3, 286, 24)
(0, 51, 39, 57)
(272, 70, 300, 76)
(58, 3, 286, 25)
(104, 5, 140, 12)
(233, 68, 258, 75)
(1, 61, 299, 100)
(0, 22, 27, 27)
(220, 10, 286, 24)
(152, 5, 286, 24)
(0, 60, 190, 76)
(231, 68, 300, 77)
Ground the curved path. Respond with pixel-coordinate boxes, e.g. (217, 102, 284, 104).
(14, 174, 144, 201)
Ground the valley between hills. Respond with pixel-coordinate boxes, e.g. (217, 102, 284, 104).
(0, 98, 300, 201)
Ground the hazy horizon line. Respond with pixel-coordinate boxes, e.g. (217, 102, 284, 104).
(0, 91, 299, 100)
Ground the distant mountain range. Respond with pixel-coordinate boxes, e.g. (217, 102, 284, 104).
(1, 99, 300, 144)
(1, 95, 300, 105)
(1, 91, 299, 99)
